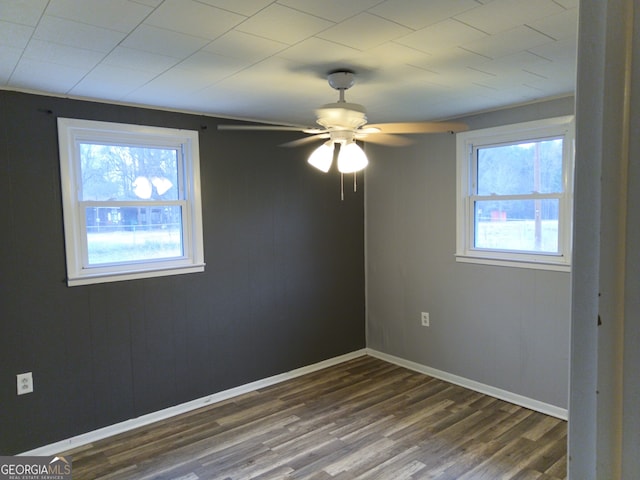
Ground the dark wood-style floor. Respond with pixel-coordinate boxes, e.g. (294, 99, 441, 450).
(60, 356, 567, 480)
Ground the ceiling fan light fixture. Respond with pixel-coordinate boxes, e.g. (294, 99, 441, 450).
(337, 142, 368, 173)
(217, 70, 468, 180)
(308, 141, 334, 172)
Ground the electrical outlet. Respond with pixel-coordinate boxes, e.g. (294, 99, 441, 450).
(17, 372, 33, 395)
(421, 312, 430, 327)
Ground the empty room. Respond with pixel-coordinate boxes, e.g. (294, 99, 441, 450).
(1, 1, 637, 479)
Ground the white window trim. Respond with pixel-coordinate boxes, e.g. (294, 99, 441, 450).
(58, 118, 205, 286)
(455, 116, 574, 272)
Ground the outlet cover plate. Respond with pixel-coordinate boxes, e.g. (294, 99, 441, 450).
(17, 372, 33, 395)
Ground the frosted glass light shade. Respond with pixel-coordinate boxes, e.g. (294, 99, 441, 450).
(307, 143, 333, 172)
(337, 142, 368, 173)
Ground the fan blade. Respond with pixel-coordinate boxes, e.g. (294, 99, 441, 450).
(280, 134, 330, 147)
(218, 124, 311, 132)
(366, 121, 468, 134)
(356, 133, 413, 146)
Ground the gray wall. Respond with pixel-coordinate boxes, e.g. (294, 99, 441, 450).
(0, 91, 365, 455)
(365, 97, 574, 409)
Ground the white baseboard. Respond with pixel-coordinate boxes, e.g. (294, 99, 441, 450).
(20, 349, 368, 456)
(366, 349, 568, 420)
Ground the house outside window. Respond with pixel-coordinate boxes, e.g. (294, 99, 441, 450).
(58, 118, 205, 286)
(456, 116, 574, 271)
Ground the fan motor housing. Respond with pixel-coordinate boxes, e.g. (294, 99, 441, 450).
(316, 102, 367, 130)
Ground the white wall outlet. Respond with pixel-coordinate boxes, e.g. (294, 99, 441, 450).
(421, 312, 430, 327)
(17, 372, 33, 395)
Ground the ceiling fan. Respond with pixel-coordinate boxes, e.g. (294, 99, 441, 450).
(218, 70, 468, 176)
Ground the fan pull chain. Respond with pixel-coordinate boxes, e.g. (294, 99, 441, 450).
(353, 171, 357, 192)
(340, 172, 344, 201)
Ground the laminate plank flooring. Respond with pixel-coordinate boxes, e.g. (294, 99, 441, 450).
(59, 356, 567, 480)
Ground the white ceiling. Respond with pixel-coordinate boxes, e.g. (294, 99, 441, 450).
(0, 0, 578, 127)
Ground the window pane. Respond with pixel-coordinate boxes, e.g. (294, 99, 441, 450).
(80, 144, 179, 201)
(474, 199, 559, 253)
(477, 139, 563, 195)
(85, 206, 183, 265)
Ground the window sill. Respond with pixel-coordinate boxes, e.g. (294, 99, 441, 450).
(455, 254, 571, 272)
(67, 263, 206, 287)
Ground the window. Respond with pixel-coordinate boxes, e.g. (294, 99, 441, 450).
(456, 116, 574, 271)
(58, 118, 204, 286)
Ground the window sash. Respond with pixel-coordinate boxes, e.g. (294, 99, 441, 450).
(469, 192, 563, 201)
(74, 141, 186, 201)
(79, 200, 189, 268)
(471, 198, 562, 255)
(471, 136, 565, 195)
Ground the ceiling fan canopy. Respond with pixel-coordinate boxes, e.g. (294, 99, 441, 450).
(218, 70, 468, 175)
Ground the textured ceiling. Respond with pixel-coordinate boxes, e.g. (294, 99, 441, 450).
(0, 0, 578, 127)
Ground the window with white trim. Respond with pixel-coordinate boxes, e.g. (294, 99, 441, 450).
(58, 118, 205, 286)
(456, 116, 574, 271)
